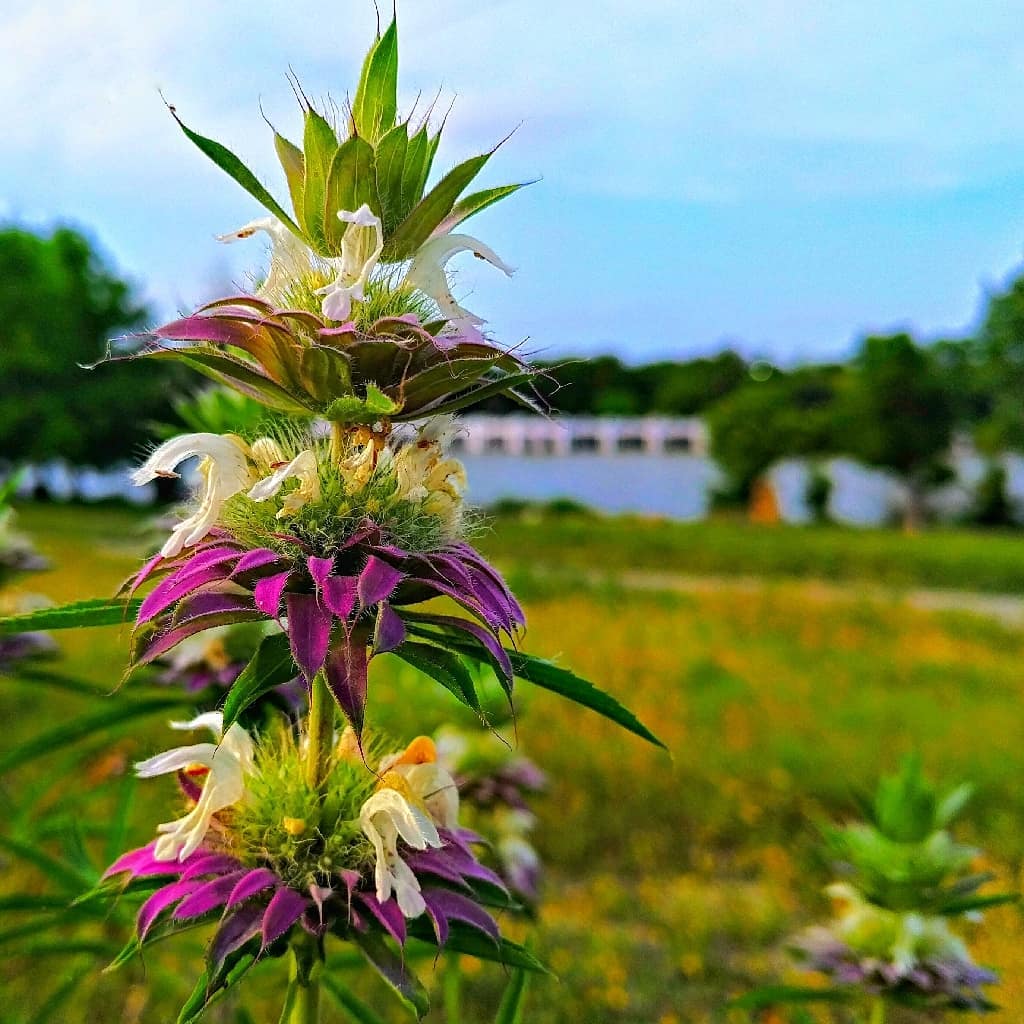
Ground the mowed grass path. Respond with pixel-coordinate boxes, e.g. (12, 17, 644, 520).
(4, 504, 1024, 1023)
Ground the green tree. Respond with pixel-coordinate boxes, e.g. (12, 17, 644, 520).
(0, 225, 178, 467)
(845, 333, 955, 530)
(707, 365, 846, 502)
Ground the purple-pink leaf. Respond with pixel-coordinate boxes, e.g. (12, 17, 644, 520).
(155, 315, 254, 345)
(358, 556, 404, 606)
(138, 880, 202, 939)
(422, 889, 499, 943)
(261, 886, 308, 948)
(324, 635, 369, 736)
(179, 853, 243, 882)
(307, 555, 334, 593)
(322, 576, 357, 618)
(254, 571, 291, 616)
(228, 869, 280, 908)
(356, 892, 407, 945)
(233, 548, 280, 575)
(174, 870, 248, 919)
(374, 605, 406, 653)
(138, 561, 236, 624)
(210, 904, 264, 969)
(286, 593, 332, 679)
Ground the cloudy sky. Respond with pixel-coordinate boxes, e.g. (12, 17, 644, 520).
(6, 1, 1024, 362)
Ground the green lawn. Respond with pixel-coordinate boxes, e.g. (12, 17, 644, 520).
(3, 504, 1024, 1023)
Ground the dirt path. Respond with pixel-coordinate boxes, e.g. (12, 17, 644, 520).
(599, 569, 1024, 627)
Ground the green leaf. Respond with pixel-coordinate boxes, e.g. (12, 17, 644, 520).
(353, 930, 430, 1020)
(351, 18, 399, 144)
(728, 985, 852, 1011)
(494, 968, 530, 1024)
(11, 667, 108, 697)
(141, 347, 313, 415)
(408, 923, 551, 974)
(509, 650, 666, 749)
(299, 345, 354, 405)
(323, 976, 389, 1024)
(221, 633, 299, 731)
(397, 127, 431, 224)
(939, 892, 1019, 916)
(178, 950, 258, 1024)
(324, 383, 402, 424)
(390, 643, 480, 713)
(375, 124, 410, 234)
(0, 696, 186, 775)
(0, 835, 94, 891)
(0, 597, 140, 635)
(168, 107, 300, 234)
(383, 152, 491, 262)
(302, 108, 341, 252)
(28, 964, 92, 1024)
(396, 370, 541, 420)
(323, 136, 379, 255)
(438, 183, 531, 234)
(274, 133, 306, 229)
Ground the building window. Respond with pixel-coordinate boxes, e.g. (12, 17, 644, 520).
(664, 436, 692, 453)
(571, 436, 599, 453)
(485, 437, 507, 453)
(617, 436, 645, 452)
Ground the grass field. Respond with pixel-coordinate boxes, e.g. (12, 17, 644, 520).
(3, 504, 1024, 1023)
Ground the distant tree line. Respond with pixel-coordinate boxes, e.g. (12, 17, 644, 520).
(5, 223, 1024, 526)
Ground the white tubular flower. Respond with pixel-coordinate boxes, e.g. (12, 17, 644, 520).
(317, 205, 384, 322)
(379, 735, 461, 831)
(359, 784, 442, 917)
(404, 233, 514, 328)
(135, 712, 255, 862)
(132, 434, 254, 557)
(217, 217, 312, 304)
(247, 449, 320, 518)
(342, 434, 378, 490)
(392, 417, 466, 530)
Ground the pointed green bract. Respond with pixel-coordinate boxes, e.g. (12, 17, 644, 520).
(323, 136, 379, 255)
(383, 152, 491, 261)
(274, 133, 306, 228)
(375, 123, 411, 234)
(169, 109, 300, 234)
(438, 183, 531, 234)
(302, 108, 341, 252)
(391, 642, 481, 714)
(351, 18, 399, 144)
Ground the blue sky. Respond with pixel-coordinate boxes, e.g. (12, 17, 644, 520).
(5, 1, 1024, 363)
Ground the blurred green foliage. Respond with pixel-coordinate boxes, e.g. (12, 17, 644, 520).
(0, 225, 179, 466)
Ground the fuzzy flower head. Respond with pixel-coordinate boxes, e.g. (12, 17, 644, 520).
(795, 884, 998, 1009)
(135, 712, 255, 862)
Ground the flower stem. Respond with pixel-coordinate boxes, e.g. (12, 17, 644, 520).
(282, 932, 322, 1024)
(330, 421, 344, 467)
(443, 954, 462, 1024)
(868, 998, 886, 1024)
(305, 669, 336, 793)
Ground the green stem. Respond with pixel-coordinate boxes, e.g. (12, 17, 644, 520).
(305, 669, 336, 792)
(282, 933, 322, 1024)
(443, 954, 462, 1024)
(868, 997, 886, 1024)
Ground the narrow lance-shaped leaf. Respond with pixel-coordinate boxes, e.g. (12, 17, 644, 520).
(396, 126, 431, 224)
(390, 643, 481, 714)
(167, 107, 300, 234)
(433, 182, 532, 237)
(509, 650, 666, 749)
(323, 976, 389, 1024)
(351, 18, 399, 143)
(383, 152, 492, 261)
(221, 633, 298, 731)
(494, 968, 530, 1024)
(0, 597, 141, 635)
(353, 930, 431, 1020)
